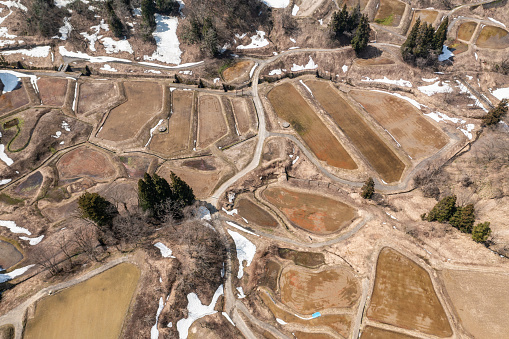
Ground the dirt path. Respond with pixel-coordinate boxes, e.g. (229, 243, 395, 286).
(0, 257, 128, 339)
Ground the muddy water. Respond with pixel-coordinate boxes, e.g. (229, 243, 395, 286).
(0, 240, 23, 270)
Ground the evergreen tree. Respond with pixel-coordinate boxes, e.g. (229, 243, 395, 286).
(433, 16, 449, 51)
(330, 5, 349, 38)
(141, 0, 156, 30)
(155, 0, 179, 16)
(347, 4, 361, 32)
(472, 222, 491, 243)
(351, 15, 370, 54)
(426, 195, 457, 222)
(401, 18, 421, 62)
(78, 192, 117, 227)
(361, 177, 375, 199)
(449, 204, 475, 233)
(170, 171, 195, 206)
(105, 1, 124, 38)
(482, 99, 508, 126)
(138, 173, 157, 212)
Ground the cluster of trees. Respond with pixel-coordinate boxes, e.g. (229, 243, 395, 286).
(421, 195, 492, 243)
(25, 0, 65, 37)
(401, 17, 449, 66)
(181, 17, 219, 56)
(361, 177, 375, 199)
(105, 1, 125, 38)
(482, 99, 508, 126)
(329, 5, 371, 54)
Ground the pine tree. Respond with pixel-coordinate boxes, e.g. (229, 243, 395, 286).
(170, 171, 195, 206)
(433, 16, 449, 51)
(482, 99, 508, 126)
(78, 192, 117, 227)
(351, 15, 370, 54)
(401, 18, 421, 61)
(141, 0, 156, 30)
(361, 177, 375, 199)
(449, 204, 475, 233)
(347, 4, 361, 33)
(138, 173, 157, 212)
(472, 222, 491, 243)
(106, 1, 124, 38)
(426, 195, 457, 222)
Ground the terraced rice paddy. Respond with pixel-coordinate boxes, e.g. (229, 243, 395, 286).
(442, 270, 509, 339)
(263, 187, 356, 235)
(57, 147, 116, 182)
(277, 248, 325, 268)
(349, 90, 448, 159)
(0, 239, 22, 270)
(409, 10, 438, 29)
(354, 57, 395, 66)
(306, 81, 405, 183)
(231, 97, 254, 135)
(0, 83, 29, 116)
(293, 332, 335, 339)
(223, 60, 254, 82)
(77, 81, 118, 115)
(97, 81, 163, 142)
(367, 248, 452, 337)
(476, 25, 509, 49)
(236, 198, 278, 228)
(37, 78, 67, 106)
(361, 326, 418, 339)
(267, 83, 357, 170)
(150, 90, 193, 156)
(280, 265, 359, 313)
(197, 95, 227, 149)
(457, 21, 478, 41)
(24, 263, 140, 339)
(13, 171, 43, 197)
(260, 260, 282, 292)
(119, 156, 152, 178)
(374, 0, 407, 26)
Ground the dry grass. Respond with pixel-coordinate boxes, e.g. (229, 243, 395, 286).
(56, 147, 116, 183)
(293, 332, 335, 339)
(374, 0, 407, 27)
(409, 10, 438, 29)
(457, 21, 477, 41)
(306, 81, 405, 183)
(361, 326, 418, 339)
(230, 97, 255, 135)
(476, 25, 509, 49)
(0, 239, 23, 270)
(197, 95, 227, 149)
(0, 83, 29, 117)
(222, 61, 254, 83)
(354, 57, 395, 66)
(267, 83, 357, 170)
(37, 78, 68, 106)
(236, 198, 278, 228)
(24, 263, 140, 339)
(77, 81, 118, 115)
(367, 248, 452, 337)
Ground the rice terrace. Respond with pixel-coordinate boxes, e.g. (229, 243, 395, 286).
(0, 0, 508, 338)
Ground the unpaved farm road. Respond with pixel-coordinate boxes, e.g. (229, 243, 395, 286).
(0, 257, 127, 339)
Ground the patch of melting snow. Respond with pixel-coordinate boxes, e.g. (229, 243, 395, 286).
(196, 206, 211, 221)
(54, 17, 72, 40)
(276, 318, 287, 325)
(1, 46, 50, 58)
(227, 229, 257, 279)
(213, 77, 220, 83)
(237, 31, 269, 49)
(150, 297, 164, 339)
(292, 156, 299, 165)
(176, 284, 224, 339)
(342, 64, 348, 73)
(154, 242, 175, 258)
(269, 68, 282, 75)
(59, 46, 132, 63)
(290, 37, 296, 43)
(145, 119, 165, 147)
(459, 123, 475, 140)
(466, 75, 473, 80)
(425, 111, 463, 124)
(0, 70, 39, 94)
(249, 63, 258, 78)
(101, 37, 133, 54)
(418, 81, 453, 96)
(474, 52, 478, 60)
(261, 0, 289, 8)
(226, 221, 258, 237)
(385, 212, 397, 220)
(0, 220, 30, 235)
(491, 87, 509, 100)
(455, 80, 487, 112)
(362, 76, 412, 88)
(100, 64, 117, 72)
(236, 286, 246, 298)
(291, 56, 318, 72)
(139, 60, 204, 69)
(51, 131, 62, 139)
(299, 80, 313, 96)
(222, 208, 238, 216)
(371, 90, 424, 109)
(145, 69, 162, 74)
(144, 14, 182, 64)
(422, 77, 439, 83)
(318, 19, 323, 25)
(0, 265, 34, 283)
(72, 81, 78, 111)
(179, 70, 192, 75)
(1, 145, 15, 166)
(291, 4, 299, 15)
(488, 17, 506, 28)
(0, 178, 11, 185)
(438, 45, 454, 62)
(222, 312, 235, 326)
(19, 235, 44, 245)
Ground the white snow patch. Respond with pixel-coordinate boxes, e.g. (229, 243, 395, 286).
(362, 76, 412, 88)
(1, 46, 50, 58)
(456, 80, 487, 112)
(222, 312, 235, 326)
(145, 69, 162, 74)
(236, 286, 246, 298)
(438, 45, 454, 62)
(424, 111, 463, 124)
(249, 63, 258, 78)
(101, 37, 133, 54)
(466, 75, 473, 80)
(154, 242, 175, 258)
(292, 155, 300, 165)
(269, 68, 282, 75)
(318, 19, 323, 25)
(19, 235, 44, 245)
(261, 0, 289, 8)
(422, 77, 439, 82)
(491, 87, 509, 100)
(150, 297, 165, 339)
(237, 31, 269, 49)
(371, 90, 424, 109)
(291, 56, 318, 72)
(139, 61, 203, 69)
(213, 77, 220, 83)
(288, 46, 300, 50)
(59, 46, 132, 63)
(488, 17, 506, 28)
(0, 179, 11, 185)
(55, 17, 72, 40)
(176, 285, 224, 339)
(179, 70, 192, 75)
(51, 131, 62, 139)
(222, 208, 238, 216)
(235, 33, 247, 39)
(0, 144, 13, 166)
(299, 80, 313, 96)
(474, 52, 478, 60)
(290, 37, 296, 43)
(196, 206, 211, 221)
(144, 15, 182, 64)
(342, 64, 348, 73)
(0, 220, 30, 235)
(226, 221, 258, 236)
(276, 318, 287, 325)
(418, 81, 453, 96)
(100, 64, 117, 72)
(459, 123, 475, 140)
(145, 119, 165, 147)
(291, 4, 299, 15)
(227, 230, 256, 279)
(385, 212, 397, 220)
(0, 265, 34, 283)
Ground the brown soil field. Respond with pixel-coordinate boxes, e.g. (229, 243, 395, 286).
(37, 78, 68, 106)
(260, 260, 282, 292)
(354, 57, 395, 66)
(197, 95, 227, 149)
(361, 326, 418, 339)
(0, 84, 29, 116)
(267, 83, 356, 170)
(77, 81, 117, 115)
(259, 290, 351, 337)
(476, 25, 509, 49)
(280, 265, 359, 314)
(293, 332, 335, 339)
(57, 147, 116, 182)
(0, 240, 22, 270)
(149, 90, 193, 156)
(409, 10, 438, 29)
(278, 248, 325, 268)
(306, 81, 405, 183)
(236, 198, 278, 228)
(449, 40, 469, 55)
(349, 90, 448, 160)
(24, 263, 140, 339)
(374, 0, 407, 27)
(230, 97, 254, 135)
(181, 157, 216, 171)
(367, 248, 452, 337)
(223, 60, 254, 83)
(442, 270, 509, 339)
(12, 171, 43, 198)
(119, 155, 152, 178)
(457, 21, 478, 41)
(97, 81, 162, 142)
(263, 187, 356, 235)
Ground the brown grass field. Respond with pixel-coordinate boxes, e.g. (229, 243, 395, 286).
(77, 81, 117, 115)
(57, 147, 116, 182)
(441, 270, 509, 339)
(150, 90, 193, 156)
(476, 25, 509, 49)
(367, 248, 452, 337)
(278, 248, 325, 268)
(267, 83, 357, 170)
(457, 21, 478, 41)
(340, 0, 369, 10)
(409, 10, 438, 29)
(306, 81, 405, 183)
(223, 60, 254, 83)
(374, 0, 407, 27)
(280, 265, 359, 314)
(260, 260, 282, 292)
(361, 326, 418, 339)
(449, 40, 469, 55)
(349, 90, 448, 160)
(354, 57, 395, 66)
(197, 95, 227, 149)
(293, 332, 335, 339)
(231, 97, 254, 135)
(13, 171, 43, 197)
(0, 239, 22, 270)
(97, 81, 162, 142)
(24, 263, 140, 339)
(119, 155, 152, 179)
(181, 157, 217, 171)
(37, 78, 67, 106)
(263, 187, 356, 235)
(0, 83, 29, 116)
(259, 289, 351, 337)
(236, 198, 278, 228)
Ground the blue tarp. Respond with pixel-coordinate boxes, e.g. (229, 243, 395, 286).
(311, 312, 321, 318)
